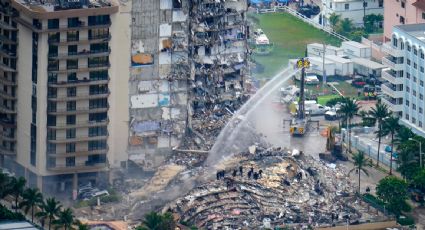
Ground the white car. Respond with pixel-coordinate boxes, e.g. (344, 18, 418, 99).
(92, 190, 109, 198)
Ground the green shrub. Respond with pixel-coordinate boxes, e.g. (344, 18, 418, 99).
(397, 215, 415, 226)
(0, 204, 25, 221)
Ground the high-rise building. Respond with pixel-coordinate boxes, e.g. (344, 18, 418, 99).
(128, 0, 248, 169)
(382, 23, 425, 136)
(0, 0, 131, 195)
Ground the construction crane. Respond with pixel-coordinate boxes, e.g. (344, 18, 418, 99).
(285, 57, 319, 136)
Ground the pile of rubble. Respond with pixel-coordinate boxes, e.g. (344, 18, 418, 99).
(165, 148, 387, 229)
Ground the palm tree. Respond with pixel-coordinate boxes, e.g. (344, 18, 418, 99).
(395, 126, 414, 144)
(369, 103, 390, 166)
(382, 116, 401, 175)
(329, 13, 341, 29)
(37, 197, 62, 230)
(340, 98, 359, 153)
(75, 220, 89, 230)
(349, 151, 372, 193)
(9, 177, 26, 213)
(139, 211, 163, 230)
(53, 208, 74, 230)
(0, 171, 10, 198)
(20, 188, 43, 223)
(337, 18, 354, 35)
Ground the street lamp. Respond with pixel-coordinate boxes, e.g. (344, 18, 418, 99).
(409, 138, 423, 168)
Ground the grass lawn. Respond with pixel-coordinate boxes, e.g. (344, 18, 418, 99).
(250, 13, 342, 79)
(317, 94, 340, 106)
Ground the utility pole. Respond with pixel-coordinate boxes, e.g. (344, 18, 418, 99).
(322, 43, 327, 85)
(363, 0, 367, 26)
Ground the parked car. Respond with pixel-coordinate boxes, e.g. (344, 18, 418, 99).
(351, 76, 366, 88)
(325, 110, 339, 120)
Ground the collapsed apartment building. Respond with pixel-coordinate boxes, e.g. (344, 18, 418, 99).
(129, 0, 249, 169)
(165, 148, 389, 229)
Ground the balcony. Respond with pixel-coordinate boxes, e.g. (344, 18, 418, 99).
(47, 92, 109, 101)
(0, 21, 17, 31)
(382, 56, 404, 71)
(47, 134, 108, 143)
(0, 146, 15, 155)
(14, 17, 111, 33)
(47, 120, 109, 129)
(0, 35, 17, 44)
(381, 70, 403, 84)
(47, 107, 108, 115)
(47, 161, 108, 172)
(0, 78, 17, 86)
(0, 119, 16, 128)
(49, 79, 109, 87)
(48, 63, 110, 74)
(0, 132, 16, 142)
(0, 48, 17, 58)
(48, 35, 111, 45)
(48, 148, 108, 158)
(382, 43, 404, 57)
(0, 63, 17, 72)
(381, 97, 403, 112)
(382, 83, 404, 98)
(0, 105, 16, 114)
(50, 49, 111, 60)
(0, 91, 16, 100)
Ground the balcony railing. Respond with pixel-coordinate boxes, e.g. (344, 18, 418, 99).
(48, 78, 109, 87)
(0, 48, 17, 58)
(50, 49, 111, 59)
(47, 119, 109, 129)
(47, 161, 108, 171)
(0, 105, 16, 114)
(47, 134, 108, 143)
(48, 63, 110, 73)
(382, 43, 404, 57)
(47, 92, 109, 101)
(0, 91, 16, 100)
(382, 83, 403, 98)
(0, 145, 15, 155)
(47, 106, 108, 115)
(382, 56, 404, 71)
(0, 119, 16, 127)
(48, 34, 111, 44)
(381, 70, 403, 84)
(0, 63, 17, 72)
(381, 97, 403, 112)
(48, 148, 108, 158)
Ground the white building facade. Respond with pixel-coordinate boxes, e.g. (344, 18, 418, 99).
(382, 24, 425, 136)
(323, 0, 384, 26)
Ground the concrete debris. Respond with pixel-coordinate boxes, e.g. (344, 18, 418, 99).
(165, 147, 389, 229)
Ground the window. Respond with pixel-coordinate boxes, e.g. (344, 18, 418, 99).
(423, 12, 425, 20)
(414, 48, 418, 55)
(68, 45, 77, 55)
(66, 143, 75, 153)
(47, 101, 56, 112)
(89, 98, 108, 109)
(66, 157, 75, 167)
(48, 73, 57, 83)
(67, 87, 76, 97)
(88, 28, 109, 40)
(422, 51, 424, 59)
(66, 128, 76, 139)
(67, 101, 76, 111)
(88, 140, 107, 150)
(89, 112, 107, 122)
(378, 0, 383, 7)
(401, 42, 405, 50)
(67, 59, 78, 70)
(89, 85, 108, 95)
(90, 43, 108, 53)
(407, 72, 411, 79)
(88, 15, 110, 26)
(47, 19, 59, 29)
(400, 16, 405, 24)
(363, 1, 367, 8)
(406, 99, 410, 106)
(414, 77, 417, 82)
(172, 0, 182, 8)
(408, 45, 411, 52)
(89, 70, 108, 81)
(68, 73, 77, 82)
(421, 67, 424, 73)
(67, 30, 79, 42)
(406, 86, 410, 92)
(407, 59, 411, 65)
(66, 115, 76, 125)
(421, 80, 424, 86)
(47, 115, 56, 126)
(413, 117, 416, 124)
(48, 59, 59, 71)
(414, 63, 417, 69)
(420, 121, 423, 127)
(48, 45, 58, 57)
(88, 154, 106, 164)
(47, 143, 56, 153)
(393, 38, 398, 47)
(401, 1, 405, 8)
(88, 56, 109, 67)
(67, 17, 80, 28)
(406, 114, 409, 120)
(420, 107, 423, 114)
(413, 90, 417, 96)
(89, 126, 107, 137)
(47, 87, 57, 98)
(344, 3, 349, 10)
(47, 129, 56, 140)
(413, 104, 416, 110)
(421, 94, 424, 100)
